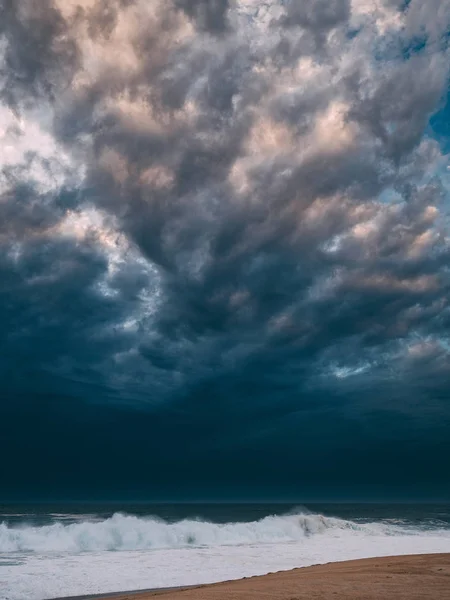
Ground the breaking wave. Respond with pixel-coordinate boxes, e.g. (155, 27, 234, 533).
(1, 511, 443, 553)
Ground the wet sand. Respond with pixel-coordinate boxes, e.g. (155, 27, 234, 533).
(49, 553, 450, 600)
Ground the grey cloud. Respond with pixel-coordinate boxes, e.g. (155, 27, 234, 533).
(280, 0, 351, 32)
(175, 0, 231, 33)
(0, 0, 78, 106)
(349, 55, 448, 161)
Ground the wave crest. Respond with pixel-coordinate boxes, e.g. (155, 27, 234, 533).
(0, 511, 420, 553)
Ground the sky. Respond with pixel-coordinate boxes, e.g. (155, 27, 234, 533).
(1, 0, 450, 501)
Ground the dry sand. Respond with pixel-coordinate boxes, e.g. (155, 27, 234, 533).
(77, 554, 450, 600)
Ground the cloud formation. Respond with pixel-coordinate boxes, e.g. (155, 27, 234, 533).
(1, 0, 450, 496)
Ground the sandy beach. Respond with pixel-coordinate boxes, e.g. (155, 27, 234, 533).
(58, 554, 450, 600)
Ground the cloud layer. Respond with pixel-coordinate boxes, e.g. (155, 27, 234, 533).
(1, 0, 450, 497)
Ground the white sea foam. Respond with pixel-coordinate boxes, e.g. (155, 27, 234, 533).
(1, 512, 449, 600)
(0, 511, 427, 553)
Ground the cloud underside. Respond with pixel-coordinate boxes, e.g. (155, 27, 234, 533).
(1, 0, 450, 490)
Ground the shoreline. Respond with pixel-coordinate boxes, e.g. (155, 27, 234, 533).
(47, 586, 199, 600)
(47, 553, 450, 600)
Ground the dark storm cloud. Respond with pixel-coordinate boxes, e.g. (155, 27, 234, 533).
(0, 0, 78, 106)
(175, 0, 231, 33)
(1, 0, 450, 497)
(280, 0, 351, 32)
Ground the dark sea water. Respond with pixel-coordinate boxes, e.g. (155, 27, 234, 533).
(1, 501, 450, 528)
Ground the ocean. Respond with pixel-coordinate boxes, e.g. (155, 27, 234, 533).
(1, 502, 450, 600)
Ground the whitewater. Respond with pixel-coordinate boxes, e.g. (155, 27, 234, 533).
(1, 508, 450, 600)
